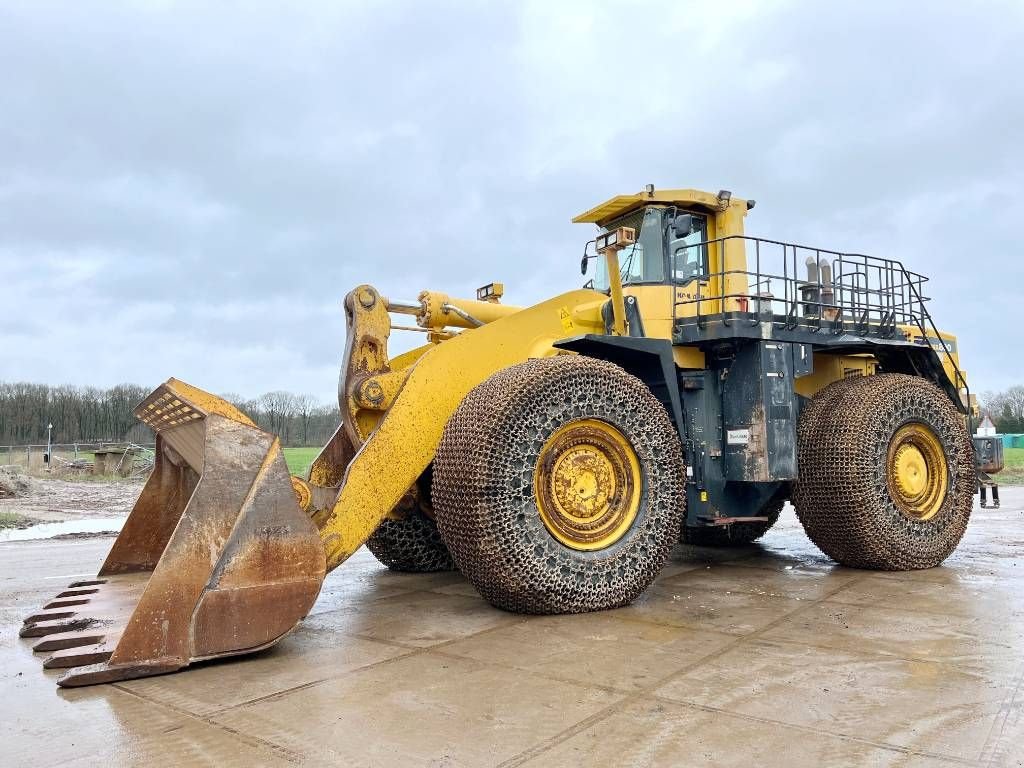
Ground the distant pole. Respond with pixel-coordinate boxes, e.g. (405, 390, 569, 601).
(46, 423, 53, 472)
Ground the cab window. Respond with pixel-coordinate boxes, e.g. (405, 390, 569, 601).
(670, 214, 708, 284)
(593, 207, 665, 290)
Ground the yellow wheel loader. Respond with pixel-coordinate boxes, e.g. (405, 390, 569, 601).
(22, 186, 1003, 686)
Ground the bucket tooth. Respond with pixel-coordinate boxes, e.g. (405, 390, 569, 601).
(33, 628, 113, 653)
(22, 577, 142, 640)
(56, 588, 99, 598)
(19, 378, 326, 687)
(20, 617, 95, 638)
(43, 598, 90, 609)
(43, 643, 115, 669)
(23, 609, 76, 624)
(56, 660, 185, 688)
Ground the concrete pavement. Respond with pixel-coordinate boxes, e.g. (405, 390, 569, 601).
(2, 490, 1022, 767)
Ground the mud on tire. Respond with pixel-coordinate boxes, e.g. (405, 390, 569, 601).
(431, 356, 686, 614)
(792, 373, 974, 570)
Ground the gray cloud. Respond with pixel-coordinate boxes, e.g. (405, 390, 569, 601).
(1, 0, 1021, 404)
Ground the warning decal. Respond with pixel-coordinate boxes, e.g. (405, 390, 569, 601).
(558, 307, 574, 332)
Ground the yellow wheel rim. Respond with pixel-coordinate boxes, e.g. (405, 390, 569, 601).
(534, 419, 642, 551)
(887, 423, 948, 521)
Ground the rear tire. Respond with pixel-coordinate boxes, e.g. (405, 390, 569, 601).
(681, 497, 784, 547)
(365, 511, 455, 572)
(365, 469, 455, 572)
(432, 356, 686, 614)
(792, 374, 974, 570)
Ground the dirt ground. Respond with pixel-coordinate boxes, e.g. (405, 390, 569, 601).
(0, 473, 142, 524)
(1, 485, 1022, 767)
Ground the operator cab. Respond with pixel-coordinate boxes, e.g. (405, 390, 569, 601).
(588, 205, 709, 291)
(574, 187, 749, 293)
(573, 187, 753, 340)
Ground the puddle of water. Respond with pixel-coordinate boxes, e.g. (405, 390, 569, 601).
(0, 517, 126, 542)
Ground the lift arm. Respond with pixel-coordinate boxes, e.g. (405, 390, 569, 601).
(306, 285, 605, 572)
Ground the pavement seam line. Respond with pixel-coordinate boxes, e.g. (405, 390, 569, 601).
(200, 646, 422, 717)
(648, 697, 980, 767)
(979, 657, 1024, 767)
(109, 681, 305, 764)
(754, 599, 1024, 679)
(497, 569, 874, 767)
(741, 631, 1013, 678)
(203, 646, 424, 715)
(607, 591, 812, 636)
(204, 616, 533, 716)
(634, 569, 999, 766)
(627, 570, 873, 689)
(427, 647, 638, 697)
(429, 622, 740, 697)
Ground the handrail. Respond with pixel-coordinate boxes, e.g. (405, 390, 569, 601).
(891, 259, 972, 423)
(670, 234, 969, 418)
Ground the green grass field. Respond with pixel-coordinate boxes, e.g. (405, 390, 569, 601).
(276, 446, 1024, 484)
(999, 446, 1024, 485)
(0, 512, 30, 530)
(283, 447, 321, 475)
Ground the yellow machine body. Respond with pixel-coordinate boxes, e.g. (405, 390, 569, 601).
(22, 186, 972, 686)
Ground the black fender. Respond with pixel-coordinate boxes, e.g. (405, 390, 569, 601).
(795, 336, 965, 414)
(870, 343, 966, 413)
(553, 335, 685, 442)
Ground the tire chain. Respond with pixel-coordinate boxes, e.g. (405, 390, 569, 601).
(365, 509, 456, 572)
(792, 373, 975, 569)
(432, 356, 686, 614)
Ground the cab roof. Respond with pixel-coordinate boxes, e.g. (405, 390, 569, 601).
(572, 187, 746, 227)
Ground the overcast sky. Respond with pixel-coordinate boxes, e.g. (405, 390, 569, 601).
(1, 0, 1021, 405)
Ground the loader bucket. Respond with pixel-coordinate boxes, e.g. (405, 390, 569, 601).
(21, 379, 326, 687)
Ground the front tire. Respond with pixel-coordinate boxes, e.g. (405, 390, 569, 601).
(432, 356, 686, 614)
(792, 374, 974, 570)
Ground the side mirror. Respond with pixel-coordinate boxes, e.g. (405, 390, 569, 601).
(672, 214, 693, 238)
(581, 240, 596, 275)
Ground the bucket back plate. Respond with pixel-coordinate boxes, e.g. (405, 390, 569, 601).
(20, 379, 326, 686)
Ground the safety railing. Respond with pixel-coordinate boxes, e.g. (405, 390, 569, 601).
(672, 235, 931, 333)
(671, 235, 969, 410)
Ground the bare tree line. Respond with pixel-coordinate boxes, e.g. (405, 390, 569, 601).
(0, 381, 341, 447)
(3, 378, 1021, 448)
(980, 386, 1024, 434)
(220, 391, 341, 447)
